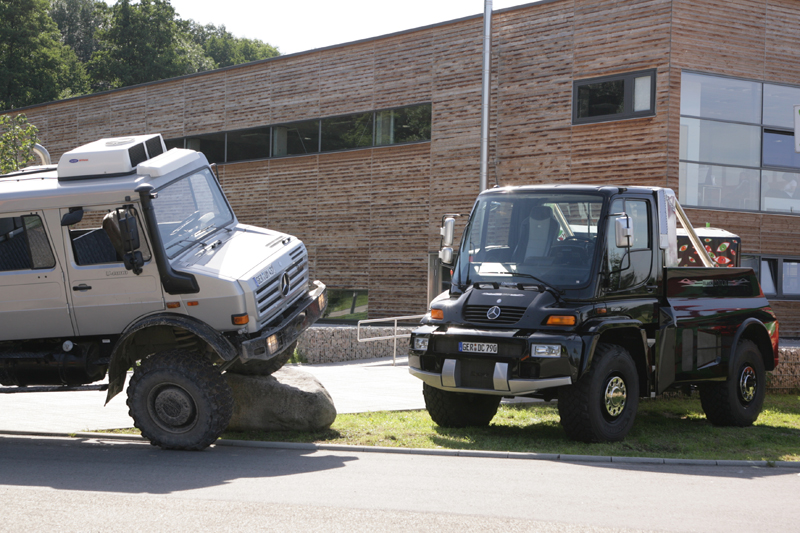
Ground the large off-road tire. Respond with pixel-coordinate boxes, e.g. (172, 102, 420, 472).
(558, 343, 639, 443)
(127, 349, 233, 450)
(699, 339, 766, 427)
(225, 342, 297, 376)
(423, 383, 501, 428)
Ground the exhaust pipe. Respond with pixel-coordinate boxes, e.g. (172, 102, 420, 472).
(32, 144, 51, 165)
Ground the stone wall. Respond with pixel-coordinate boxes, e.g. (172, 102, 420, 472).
(296, 326, 414, 364)
(771, 347, 800, 393)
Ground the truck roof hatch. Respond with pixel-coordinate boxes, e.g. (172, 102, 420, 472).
(56, 134, 166, 181)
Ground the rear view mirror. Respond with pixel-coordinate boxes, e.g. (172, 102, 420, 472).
(441, 217, 455, 247)
(61, 208, 84, 227)
(615, 215, 633, 248)
(439, 247, 454, 265)
(117, 212, 140, 252)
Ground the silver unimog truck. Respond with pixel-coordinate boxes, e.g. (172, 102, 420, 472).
(0, 134, 327, 450)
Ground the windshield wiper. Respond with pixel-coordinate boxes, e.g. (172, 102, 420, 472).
(477, 271, 564, 300)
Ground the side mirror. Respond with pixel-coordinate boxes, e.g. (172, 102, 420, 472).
(113, 209, 144, 275)
(441, 217, 455, 247)
(439, 247, 454, 265)
(61, 208, 84, 227)
(117, 212, 141, 252)
(615, 215, 633, 248)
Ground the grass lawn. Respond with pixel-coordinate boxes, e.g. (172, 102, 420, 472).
(219, 394, 800, 462)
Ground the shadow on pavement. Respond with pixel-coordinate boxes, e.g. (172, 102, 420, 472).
(0, 434, 357, 494)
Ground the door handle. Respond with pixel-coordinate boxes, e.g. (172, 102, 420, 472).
(72, 284, 92, 292)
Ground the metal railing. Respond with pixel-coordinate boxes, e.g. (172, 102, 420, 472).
(357, 314, 426, 366)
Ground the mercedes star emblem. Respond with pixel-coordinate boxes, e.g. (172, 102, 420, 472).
(280, 272, 291, 297)
(486, 306, 501, 320)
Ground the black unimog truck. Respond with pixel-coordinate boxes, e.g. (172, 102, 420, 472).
(409, 185, 779, 442)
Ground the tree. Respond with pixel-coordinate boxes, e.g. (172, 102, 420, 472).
(0, 114, 40, 174)
(49, 0, 109, 63)
(0, 0, 89, 109)
(182, 20, 279, 69)
(88, 0, 211, 91)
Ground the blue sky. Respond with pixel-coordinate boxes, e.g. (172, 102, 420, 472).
(111, 0, 539, 55)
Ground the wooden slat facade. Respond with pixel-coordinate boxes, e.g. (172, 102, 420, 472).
(5, 0, 800, 330)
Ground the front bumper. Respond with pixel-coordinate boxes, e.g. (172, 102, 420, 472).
(408, 326, 578, 396)
(409, 360, 571, 396)
(239, 280, 326, 361)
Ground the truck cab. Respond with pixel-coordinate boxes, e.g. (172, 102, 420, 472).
(410, 185, 778, 442)
(0, 134, 327, 449)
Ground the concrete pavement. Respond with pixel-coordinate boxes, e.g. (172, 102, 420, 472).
(0, 356, 426, 434)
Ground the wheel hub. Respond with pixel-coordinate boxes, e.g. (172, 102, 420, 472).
(604, 376, 627, 417)
(151, 385, 196, 430)
(739, 366, 757, 403)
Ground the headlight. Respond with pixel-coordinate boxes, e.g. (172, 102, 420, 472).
(267, 334, 280, 355)
(532, 344, 561, 357)
(413, 337, 429, 351)
(317, 291, 327, 311)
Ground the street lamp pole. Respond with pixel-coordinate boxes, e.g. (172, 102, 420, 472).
(479, 0, 493, 191)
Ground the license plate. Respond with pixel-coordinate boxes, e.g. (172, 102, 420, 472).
(458, 342, 498, 354)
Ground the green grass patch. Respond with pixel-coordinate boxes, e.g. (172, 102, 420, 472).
(220, 394, 800, 462)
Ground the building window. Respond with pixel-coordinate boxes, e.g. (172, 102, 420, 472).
(679, 71, 800, 215)
(376, 104, 432, 146)
(227, 127, 270, 162)
(272, 120, 320, 157)
(320, 112, 373, 152)
(164, 103, 432, 163)
(573, 70, 656, 124)
(186, 133, 225, 164)
(741, 254, 800, 300)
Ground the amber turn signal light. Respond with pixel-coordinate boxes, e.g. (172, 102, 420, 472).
(430, 309, 444, 320)
(231, 313, 249, 326)
(545, 315, 576, 326)
(166, 302, 180, 309)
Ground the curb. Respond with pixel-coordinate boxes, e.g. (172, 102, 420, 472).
(3, 430, 799, 469)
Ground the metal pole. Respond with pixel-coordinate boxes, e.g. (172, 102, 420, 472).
(479, 0, 493, 192)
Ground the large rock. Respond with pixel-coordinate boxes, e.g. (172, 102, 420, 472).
(225, 366, 337, 432)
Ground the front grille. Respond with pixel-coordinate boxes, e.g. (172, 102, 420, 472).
(254, 245, 309, 326)
(464, 305, 526, 325)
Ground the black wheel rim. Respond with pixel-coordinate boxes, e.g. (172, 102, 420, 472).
(147, 383, 198, 434)
(738, 365, 757, 404)
(603, 374, 627, 420)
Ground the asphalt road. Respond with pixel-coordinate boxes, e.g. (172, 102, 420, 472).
(1, 434, 798, 532)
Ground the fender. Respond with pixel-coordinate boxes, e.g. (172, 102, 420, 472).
(105, 313, 238, 403)
(729, 317, 776, 373)
(579, 317, 648, 388)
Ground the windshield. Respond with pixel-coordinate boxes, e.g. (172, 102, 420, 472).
(153, 168, 234, 257)
(454, 193, 604, 290)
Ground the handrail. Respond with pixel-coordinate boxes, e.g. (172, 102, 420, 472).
(357, 314, 425, 366)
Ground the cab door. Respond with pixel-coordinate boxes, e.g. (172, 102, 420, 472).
(61, 204, 165, 336)
(0, 213, 74, 340)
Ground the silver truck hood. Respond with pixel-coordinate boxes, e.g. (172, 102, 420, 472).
(177, 226, 293, 280)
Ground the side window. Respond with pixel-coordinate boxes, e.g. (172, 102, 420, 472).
(0, 215, 56, 272)
(66, 207, 151, 266)
(606, 199, 653, 291)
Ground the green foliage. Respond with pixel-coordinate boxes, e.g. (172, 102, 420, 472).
(49, 0, 108, 63)
(3, 0, 279, 106)
(182, 21, 279, 69)
(88, 0, 187, 90)
(0, 114, 40, 174)
(0, 0, 89, 110)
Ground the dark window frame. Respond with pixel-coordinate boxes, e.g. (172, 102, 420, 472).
(573, 69, 657, 125)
